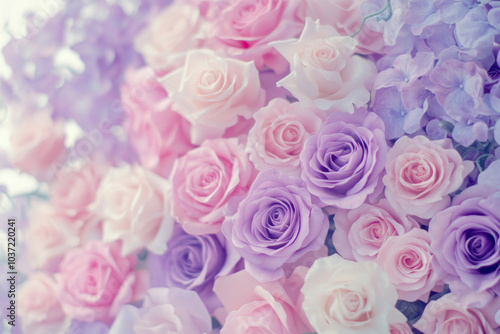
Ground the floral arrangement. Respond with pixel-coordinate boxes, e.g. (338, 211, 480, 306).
(1, 0, 500, 333)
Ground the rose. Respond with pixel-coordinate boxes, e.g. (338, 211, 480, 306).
(170, 138, 255, 235)
(305, 0, 385, 54)
(414, 293, 495, 333)
(49, 161, 105, 219)
(121, 67, 194, 176)
(214, 268, 313, 333)
(91, 165, 174, 256)
(24, 203, 80, 270)
(18, 273, 66, 334)
(9, 111, 67, 181)
(149, 225, 241, 313)
(429, 183, 500, 293)
(49, 161, 107, 240)
(272, 18, 376, 112)
(377, 229, 440, 302)
(160, 49, 265, 145)
(108, 288, 212, 334)
(134, 5, 206, 73)
(56, 241, 148, 323)
(246, 98, 322, 176)
(300, 108, 388, 209)
(209, 0, 305, 73)
(222, 169, 328, 282)
(332, 199, 418, 261)
(389, 322, 413, 334)
(301, 254, 405, 334)
(383, 135, 474, 219)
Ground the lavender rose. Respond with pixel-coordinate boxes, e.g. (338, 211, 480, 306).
(300, 108, 388, 209)
(429, 183, 500, 293)
(221, 169, 329, 282)
(149, 226, 241, 313)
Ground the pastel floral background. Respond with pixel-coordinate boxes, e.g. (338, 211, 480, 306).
(1, 0, 500, 333)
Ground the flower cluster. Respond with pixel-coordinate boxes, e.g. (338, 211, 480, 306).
(3, 0, 500, 333)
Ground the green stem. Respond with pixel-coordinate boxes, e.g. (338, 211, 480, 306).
(351, 0, 393, 38)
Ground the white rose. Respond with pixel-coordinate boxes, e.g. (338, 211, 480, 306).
(301, 254, 406, 334)
(272, 18, 376, 113)
(91, 165, 174, 256)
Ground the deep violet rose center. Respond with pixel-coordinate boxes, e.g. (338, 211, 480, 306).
(464, 230, 496, 262)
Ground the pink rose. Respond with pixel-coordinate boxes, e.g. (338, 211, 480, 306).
(170, 138, 255, 235)
(25, 203, 80, 270)
(134, 5, 206, 73)
(160, 49, 265, 145)
(9, 111, 66, 181)
(214, 268, 313, 333)
(91, 165, 174, 256)
(18, 273, 66, 334)
(301, 254, 406, 334)
(246, 98, 322, 176)
(414, 293, 495, 334)
(383, 135, 474, 219)
(209, 0, 305, 73)
(272, 18, 377, 112)
(389, 322, 412, 334)
(56, 241, 148, 323)
(332, 199, 418, 262)
(121, 67, 194, 176)
(305, 0, 385, 54)
(49, 160, 107, 239)
(377, 229, 440, 302)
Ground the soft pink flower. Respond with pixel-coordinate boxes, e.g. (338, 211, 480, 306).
(208, 0, 305, 73)
(246, 98, 322, 176)
(301, 254, 406, 334)
(134, 5, 207, 73)
(304, 0, 385, 54)
(49, 160, 107, 239)
(170, 138, 255, 235)
(332, 199, 418, 262)
(389, 322, 413, 334)
(383, 135, 474, 219)
(91, 165, 174, 256)
(109, 287, 212, 334)
(377, 229, 440, 302)
(161, 49, 265, 145)
(56, 241, 148, 323)
(18, 272, 66, 334)
(24, 202, 80, 270)
(272, 18, 377, 112)
(9, 111, 66, 181)
(214, 268, 313, 333)
(414, 293, 495, 334)
(121, 67, 194, 177)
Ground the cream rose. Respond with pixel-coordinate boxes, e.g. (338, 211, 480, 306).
(91, 165, 174, 256)
(272, 18, 376, 113)
(160, 49, 265, 145)
(301, 254, 405, 334)
(134, 4, 206, 73)
(9, 111, 67, 181)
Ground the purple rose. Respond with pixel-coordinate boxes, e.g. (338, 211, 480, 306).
(221, 169, 329, 282)
(429, 183, 500, 293)
(299, 108, 388, 209)
(149, 225, 241, 313)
